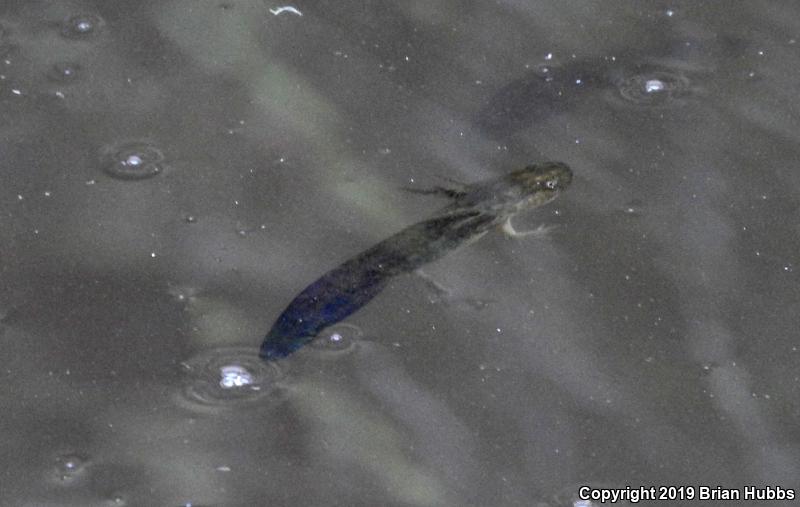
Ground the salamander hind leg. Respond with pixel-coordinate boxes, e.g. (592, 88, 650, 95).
(501, 217, 556, 238)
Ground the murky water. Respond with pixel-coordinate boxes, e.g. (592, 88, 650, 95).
(1, 1, 799, 505)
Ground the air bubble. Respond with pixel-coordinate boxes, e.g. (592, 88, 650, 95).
(177, 347, 283, 412)
(48, 62, 81, 83)
(619, 199, 644, 217)
(167, 283, 197, 304)
(51, 452, 89, 483)
(100, 141, 166, 180)
(644, 79, 665, 93)
(531, 63, 557, 82)
(309, 323, 362, 355)
(613, 70, 691, 107)
(700, 363, 718, 375)
(219, 365, 253, 388)
(61, 14, 104, 39)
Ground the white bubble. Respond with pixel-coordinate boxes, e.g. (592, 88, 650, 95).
(645, 79, 665, 93)
(219, 365, 254, 388)
(614, 70, 690, 107)
(61, 14, 104, 39)
(178, 347, 283, 412)
(309, 323, 362, 354)
(51, 452, 89, 483)
(124, 154, 143, 166)
(100, 140, 165, 180)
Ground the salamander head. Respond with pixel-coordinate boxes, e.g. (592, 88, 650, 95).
(514, 161, 572, 191)
(504, 161, 572, 211)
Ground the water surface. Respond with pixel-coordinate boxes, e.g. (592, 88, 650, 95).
(1, 1, 798, 505)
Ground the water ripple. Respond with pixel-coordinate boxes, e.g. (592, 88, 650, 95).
(612, 69, 691, 107)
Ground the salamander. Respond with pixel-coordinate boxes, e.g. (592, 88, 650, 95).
(260, 161, 573, 359)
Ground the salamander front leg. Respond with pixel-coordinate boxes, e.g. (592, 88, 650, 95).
(501, 217, 555, 238)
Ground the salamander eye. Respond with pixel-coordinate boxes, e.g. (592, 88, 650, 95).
(544, 179, 558, 190)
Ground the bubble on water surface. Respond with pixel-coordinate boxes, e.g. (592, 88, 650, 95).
(167, 283, 198, 304)
(618, 198, 644, 217)
(48, 62, 81, 83)
(105, 495, 126, 505)
(644, 79, 665, 93)
(100, 141, 166, 180)
(50, 452, 89, 483)
(309, 323, 362, 355)
(178, 347, 283, 411)
(219, 364, 253, 388)
(531, 62, 557, 82)
(614, 70, 691, 107)
(61, 14, 105, 39)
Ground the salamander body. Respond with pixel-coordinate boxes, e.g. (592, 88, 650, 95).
(260, 161, 572, 359)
